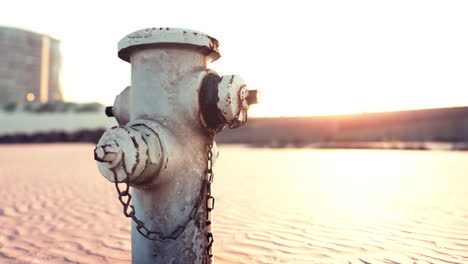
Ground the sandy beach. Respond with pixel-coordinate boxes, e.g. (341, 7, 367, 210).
(1, 144, 468, 264)
(0, 144, 130, 263)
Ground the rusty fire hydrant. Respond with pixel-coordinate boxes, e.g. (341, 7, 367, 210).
(94, 27, 259, 264)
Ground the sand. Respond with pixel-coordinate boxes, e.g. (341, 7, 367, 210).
(0, 144, 130, 263)
(1, 144, 468, 264)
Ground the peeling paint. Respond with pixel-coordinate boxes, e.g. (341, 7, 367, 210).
(117, 27, 221, 63)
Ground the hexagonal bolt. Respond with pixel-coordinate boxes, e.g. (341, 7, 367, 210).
(105, 106, 115, 117)
(246, 90, 260, 105)
(94, 144, 119, 163)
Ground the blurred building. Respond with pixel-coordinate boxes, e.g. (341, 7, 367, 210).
(0, 26, 62, 105)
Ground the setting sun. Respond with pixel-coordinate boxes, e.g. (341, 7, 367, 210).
(26, 93, 35, 102)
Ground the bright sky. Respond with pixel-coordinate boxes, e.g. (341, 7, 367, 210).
(2, 0, 468, 117)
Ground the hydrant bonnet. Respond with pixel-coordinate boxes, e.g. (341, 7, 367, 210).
(117, 27, 221, 62)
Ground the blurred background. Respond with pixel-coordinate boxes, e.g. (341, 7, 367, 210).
(1, 0, 468, 146)
(1, 1, 468, 264)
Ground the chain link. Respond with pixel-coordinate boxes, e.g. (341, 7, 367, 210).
(111, 136, 216, 262)
(205, 137, 215, 262)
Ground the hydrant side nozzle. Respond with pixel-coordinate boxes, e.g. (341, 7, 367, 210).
(94, 120, 165, 184)
(199, 73, 261, 133)
(106, 86, 131, 125)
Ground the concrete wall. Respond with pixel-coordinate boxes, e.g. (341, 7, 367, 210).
(0, 26, 62, 105)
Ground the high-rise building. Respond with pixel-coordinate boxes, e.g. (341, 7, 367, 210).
(0, 26, 62, 105)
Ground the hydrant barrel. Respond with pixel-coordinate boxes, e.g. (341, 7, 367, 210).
(128, 48, 209, 126)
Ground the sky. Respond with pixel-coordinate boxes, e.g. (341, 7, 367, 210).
(2, 0, 468, 117)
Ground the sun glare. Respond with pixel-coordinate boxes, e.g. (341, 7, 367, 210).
(3, 0, 468, 117)
(26, 93, 35, 102)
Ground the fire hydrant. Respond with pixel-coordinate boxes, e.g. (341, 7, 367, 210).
(94, 27, 259, 264)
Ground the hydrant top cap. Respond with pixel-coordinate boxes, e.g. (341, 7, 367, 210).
(118, 27, 221, 62)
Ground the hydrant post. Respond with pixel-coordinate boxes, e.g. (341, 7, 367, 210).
(94, 27, 258, 264)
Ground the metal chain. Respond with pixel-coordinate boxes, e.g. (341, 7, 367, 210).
(205, 136, 215, 262)
(111, 136, 216, 262)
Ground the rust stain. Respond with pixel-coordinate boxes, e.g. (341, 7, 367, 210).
(207, 36, 219, 50)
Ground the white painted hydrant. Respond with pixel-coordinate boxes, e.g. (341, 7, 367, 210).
(94, 27, 259, 264)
